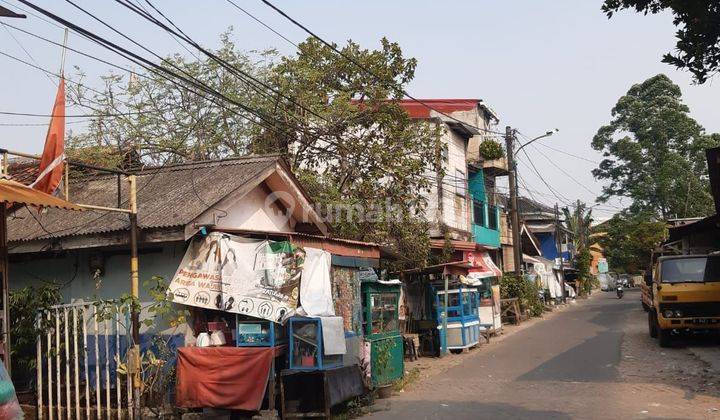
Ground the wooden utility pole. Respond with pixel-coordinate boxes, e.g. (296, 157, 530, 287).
(555, 203, 566, 301)
(505, 126, 522, 275)
(128, 175, 141, 417)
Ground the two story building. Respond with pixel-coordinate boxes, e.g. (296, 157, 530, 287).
(397, 99, 508, 263)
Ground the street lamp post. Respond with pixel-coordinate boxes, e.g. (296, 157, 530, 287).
(505, 128, 558, 276)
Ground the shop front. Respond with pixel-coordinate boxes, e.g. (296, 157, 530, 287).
(169, 230, 382, 416)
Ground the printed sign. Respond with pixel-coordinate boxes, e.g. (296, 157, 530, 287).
(464, 251, 503, 278)
(168, 233, 305, 323)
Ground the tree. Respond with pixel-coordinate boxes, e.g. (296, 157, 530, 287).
(263, 37, 440, 269)
(67, 30, 276, 168)
(562, 200, 593, 251)
(597, 211, 667, 273)
(602, 0, 720, 83)
(67, 31, 441, 268)
(591, 74, 719, 219)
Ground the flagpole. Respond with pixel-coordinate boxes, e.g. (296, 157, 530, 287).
(59, 28, 68, 78)
(60, 28, 70, 200)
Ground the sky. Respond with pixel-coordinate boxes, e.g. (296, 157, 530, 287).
(1, 0, 719, 220)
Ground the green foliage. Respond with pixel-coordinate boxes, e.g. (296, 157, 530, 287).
(591, 74, 720, 219)
(500, 273, 543, 317)
(9, 283, 62, 388)
(598, 211, 667, 273)
(67, 29, 276, 168)
(69, 31, 441, 271)
(478, 139, 505, 160)
(574, 249, 593, 296)
(602, 1, 720, 84)
(93, 276, 187, 412)
(266, 37, 441, 269)
(562, 200, 593, 251)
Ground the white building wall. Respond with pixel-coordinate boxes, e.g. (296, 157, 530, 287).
(441, 129, 470, 232)
(421, 126, 470, 238)
(211, 186, 296, 232)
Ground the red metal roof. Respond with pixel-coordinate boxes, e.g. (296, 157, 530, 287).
(395, 99, 480, 119)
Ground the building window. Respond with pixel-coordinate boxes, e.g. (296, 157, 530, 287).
(488, 205, 498, 230)
(473, 200, 485, 226)
(455, 169, 466, 197)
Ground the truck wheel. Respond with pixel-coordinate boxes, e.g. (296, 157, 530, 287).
(658, 328, 673, 347)
(648, 311, 658, 338)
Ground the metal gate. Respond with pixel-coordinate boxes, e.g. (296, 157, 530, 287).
(36, 302, 134, 420)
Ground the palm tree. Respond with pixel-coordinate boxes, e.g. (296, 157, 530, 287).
(562, 200, 594, 252)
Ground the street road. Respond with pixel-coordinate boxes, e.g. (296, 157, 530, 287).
(365, 290, 720, 419)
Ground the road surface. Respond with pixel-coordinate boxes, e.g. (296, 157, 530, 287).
(364, 289, 720, 419)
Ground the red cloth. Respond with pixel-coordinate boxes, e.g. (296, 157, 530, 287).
(176, 346, 274, 411)
(34, 79, 65, 195)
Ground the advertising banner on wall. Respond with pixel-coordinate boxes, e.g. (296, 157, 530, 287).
(168, 232, 305, 323)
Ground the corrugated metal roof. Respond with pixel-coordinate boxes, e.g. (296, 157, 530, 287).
(7, 155, 280, 243)
(0, 179, 85, 211)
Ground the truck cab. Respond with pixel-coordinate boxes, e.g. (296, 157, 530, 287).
(648, 255, 720, 347)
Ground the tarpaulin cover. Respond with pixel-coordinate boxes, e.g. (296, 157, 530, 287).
(464, 251, 503, 279)
(168, 233, 304, 323)
(176, 346, 274, 410)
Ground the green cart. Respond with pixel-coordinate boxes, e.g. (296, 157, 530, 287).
(361, 281, 404, 387)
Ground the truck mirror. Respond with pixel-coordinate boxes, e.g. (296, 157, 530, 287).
(644, 273, 653, 286)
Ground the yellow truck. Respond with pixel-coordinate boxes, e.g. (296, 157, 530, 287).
(648, 255, 720, 347)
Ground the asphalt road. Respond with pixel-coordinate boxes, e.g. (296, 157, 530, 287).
(364, 289, 720, 419)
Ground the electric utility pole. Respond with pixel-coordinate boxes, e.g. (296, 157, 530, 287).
(505, 126, 522, 276)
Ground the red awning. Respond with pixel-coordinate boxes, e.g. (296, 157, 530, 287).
(464, 251, 503, 279)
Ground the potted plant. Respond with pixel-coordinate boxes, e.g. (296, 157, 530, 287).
(479, 139, 505, 161)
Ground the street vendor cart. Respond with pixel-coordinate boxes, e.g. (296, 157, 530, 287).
(361, 281, 403, 387)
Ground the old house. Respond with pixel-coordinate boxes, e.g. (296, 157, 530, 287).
(397, 99, 507, 262)
(7, 155, 333, 302)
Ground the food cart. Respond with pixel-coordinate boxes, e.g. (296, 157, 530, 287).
(434, 287, 480, 351)
(361, 281, 403, 387)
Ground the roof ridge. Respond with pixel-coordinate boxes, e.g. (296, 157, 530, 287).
(133, 154, 281, 174)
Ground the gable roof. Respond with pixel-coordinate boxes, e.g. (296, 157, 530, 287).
(7, 155, 326, 243)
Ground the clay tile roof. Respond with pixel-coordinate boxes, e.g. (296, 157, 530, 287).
(7, 155, 281, 243)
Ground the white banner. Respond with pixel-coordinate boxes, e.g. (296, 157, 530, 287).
(168, 232, 305, 323)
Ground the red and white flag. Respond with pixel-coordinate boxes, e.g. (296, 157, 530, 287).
(31, 79, 65, 194)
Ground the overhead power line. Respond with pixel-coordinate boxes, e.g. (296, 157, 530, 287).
(225, 0, 299, 48)
(537, 142, 601, 164)
(256, 0, 505, 135)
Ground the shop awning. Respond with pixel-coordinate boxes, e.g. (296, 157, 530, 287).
(0, 178, 84, 211)
(464, 251, 503, 279)
(523, 254, 543, 264)
(429, 239, 498, 251)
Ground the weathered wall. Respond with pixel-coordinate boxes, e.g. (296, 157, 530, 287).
(330, 266, 362, 334)
(424, 126, 470, 238)
(9, 242, 186, 303)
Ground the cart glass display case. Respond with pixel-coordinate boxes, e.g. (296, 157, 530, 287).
(361, 281, 403, 387)
(435, 287, 480, 350)
(287, 317, 342, 371)
(236, 315, 287, 347)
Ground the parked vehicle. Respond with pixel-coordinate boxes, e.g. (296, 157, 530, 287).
(599, 272, 618, 292)
(640, 272, 653, 311)
(616, 285, 624, 299)
(647, 255, 720, 347)
(618, 274, 631, 288)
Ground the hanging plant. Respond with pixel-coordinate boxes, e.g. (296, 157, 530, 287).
(479, 139, 505, 161)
